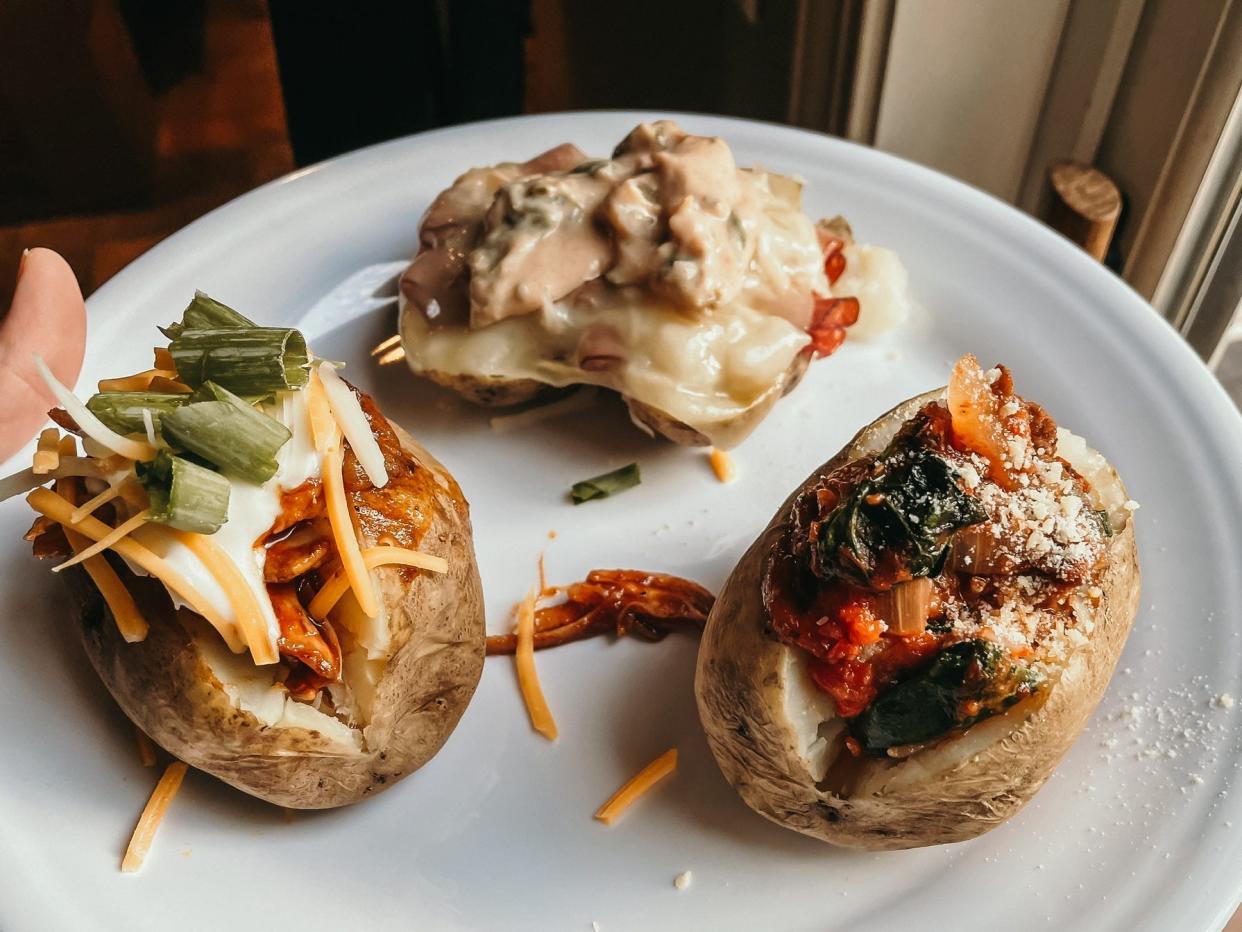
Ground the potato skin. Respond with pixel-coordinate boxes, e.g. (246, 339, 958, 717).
(695, 392, 1140, 849)
(65, 424, 485, 810)
(416, 352, 809, 448)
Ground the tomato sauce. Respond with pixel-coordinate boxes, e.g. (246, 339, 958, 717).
(765, 545, 946, 717)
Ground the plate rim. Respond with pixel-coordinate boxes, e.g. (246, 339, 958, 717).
(9, 110, 1242, 931)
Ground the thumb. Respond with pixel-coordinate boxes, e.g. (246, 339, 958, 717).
(0, 248, 87, 463)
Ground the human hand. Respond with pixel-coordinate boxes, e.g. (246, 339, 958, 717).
(0, 249, 87, 462)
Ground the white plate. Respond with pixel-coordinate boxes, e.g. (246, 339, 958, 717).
(3, 112, 1242, 932)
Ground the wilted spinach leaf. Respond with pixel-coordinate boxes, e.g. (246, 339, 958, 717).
(815, 446, 986, 588)
(850, 639, 1044, 754)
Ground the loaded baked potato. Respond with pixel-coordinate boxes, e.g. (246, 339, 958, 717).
(696, 354, 1139, 848)
(15, 294, 484, 809)
(395, 119, 912, 449)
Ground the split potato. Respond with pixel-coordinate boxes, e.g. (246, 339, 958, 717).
(65, 424, 485, 809)
(696, 384, 1140, 849)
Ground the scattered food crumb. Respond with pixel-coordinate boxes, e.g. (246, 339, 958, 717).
(674, 871, 693, 891)
(708, 449, 737, 484)
(1216, 693, 1235, 709)
(548, 529, 558, 540)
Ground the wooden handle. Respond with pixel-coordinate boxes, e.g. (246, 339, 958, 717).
(1045, 162, 1122, 261)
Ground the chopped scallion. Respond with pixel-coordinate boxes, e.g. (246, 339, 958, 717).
(169, 327, 309, 395)
(85, 392, 192, 436)
(570, 462, 641, 504)
(159, 382, 291, 484)
(161, 291, 256, 339)
(136, 451, 231, 534)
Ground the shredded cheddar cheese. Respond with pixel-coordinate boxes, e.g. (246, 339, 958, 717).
(55, 467, 148, 643)
(305, 367, 340, 450)
(98, 368, 179, 393)
(323, 446, 379, 617)
(319, 362, 389, 487)
(515, 587, 558, 740)
(32, 428, 60, 474)
(173, 530, 278, 665)
(135, 727, 157, 767)
(34, 355, 155, 462)
(708, 448, 737, 484)
(147, 376, 192, 394)
(308, 545, 448, 619)
(69, 477, 133, 525)
(153, 347, 175, 370)
(27, 487, 239, 650)
(594, 748, 678, 825)
(53, 509, 151, 573)
(307, 367, 380, 619)
(121, 761, 188, 873)
(370, 334, 401, 357)
(362, 544, 449, 574)
(376, 346, 406, 366)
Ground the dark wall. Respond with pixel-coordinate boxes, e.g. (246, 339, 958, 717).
(560, 0, 797, 122)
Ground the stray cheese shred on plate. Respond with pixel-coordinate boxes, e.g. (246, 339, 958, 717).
(121, 761, 188, 873)
(708, 448, 737, 483)
(515, 587, 558, 740)
(594, 748, 678, 825)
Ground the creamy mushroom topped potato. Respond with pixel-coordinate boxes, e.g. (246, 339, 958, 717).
(397, 120, 911, 449)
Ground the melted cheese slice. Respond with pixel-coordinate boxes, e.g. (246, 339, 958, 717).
(401, 152, 912, 448)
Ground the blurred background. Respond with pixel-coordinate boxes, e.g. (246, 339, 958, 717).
(3, 0, 1241, 401)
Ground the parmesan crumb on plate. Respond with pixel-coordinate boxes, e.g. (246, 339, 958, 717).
(674, 871, 693, 891)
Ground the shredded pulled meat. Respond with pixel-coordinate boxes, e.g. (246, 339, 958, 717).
(264, 520, 332, 583)
(268, 582, 342, 699)
(485, 569, 714, 656)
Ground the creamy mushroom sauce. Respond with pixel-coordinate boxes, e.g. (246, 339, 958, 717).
(399, 120, 908, 448)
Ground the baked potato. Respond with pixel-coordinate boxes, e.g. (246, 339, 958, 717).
(17, 294, 484, 809)
(696, 354, 1139, 848)
(395, 120, 912, 449)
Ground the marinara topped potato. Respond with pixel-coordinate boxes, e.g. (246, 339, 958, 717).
(696, 354, 1140, 848)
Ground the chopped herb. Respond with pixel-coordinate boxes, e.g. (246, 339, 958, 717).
(815, 445, 987, 588)
(160, 291, 256, 340)
(169, 326, 309, 396)
(570, 463, 641, 504)
(136, 450, 231, 534)
(1095, 509, 1114, 538)
(159, 381, 290, 484)
(570, 159, 610, 175)
(850, 639, 1044, 755)
(728, 211, 747, 245)
(85, 392, 190, 436)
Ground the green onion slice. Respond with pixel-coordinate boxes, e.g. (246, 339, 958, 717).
(570, 462, 641, 505)
(169, 327, 309, 396)
(159, 382, 291, 484)
(161, 291, 256, 339)
(136, 451, 231, 534)
(85, 392, 191, 436)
